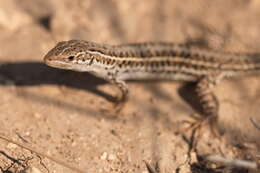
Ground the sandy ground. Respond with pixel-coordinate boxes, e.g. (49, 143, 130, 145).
(0, 0, 259, 172)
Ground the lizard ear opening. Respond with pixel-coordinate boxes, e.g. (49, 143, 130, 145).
(68, 56, 75, 61)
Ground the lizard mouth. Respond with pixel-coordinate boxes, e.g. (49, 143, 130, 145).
(44, 58, 73, 70)
(44, 58, 87, 72)
(43, 52, 75, 70)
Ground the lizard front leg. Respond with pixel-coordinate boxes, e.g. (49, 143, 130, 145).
(111, 78, 129, 103)
(110, 78, 129, 112)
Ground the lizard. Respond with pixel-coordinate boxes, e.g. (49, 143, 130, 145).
(43, 39, 260, 125)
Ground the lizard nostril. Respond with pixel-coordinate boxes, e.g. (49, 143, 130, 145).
(68, 56, 75, 61)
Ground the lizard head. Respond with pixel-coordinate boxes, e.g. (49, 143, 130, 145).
(44, 40, 104, 72)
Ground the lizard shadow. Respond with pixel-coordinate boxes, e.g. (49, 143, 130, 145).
(0, 61, 120, 119)
(0, 62, 111, 98)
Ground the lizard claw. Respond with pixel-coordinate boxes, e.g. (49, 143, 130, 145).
(112, 95, 128, 113)
(184, 115, 221, 137)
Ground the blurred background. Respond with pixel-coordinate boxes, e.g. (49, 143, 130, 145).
(0, 0, 259, 172)
(2, 0, 260, 62)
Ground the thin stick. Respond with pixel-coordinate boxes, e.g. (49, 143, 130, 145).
(144, 161, 158, 173)
(0, 134, 86, 173)
(205, 155, 259, 170)
(250, 117, 260, 131)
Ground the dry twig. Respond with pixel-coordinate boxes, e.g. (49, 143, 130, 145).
(0, 134, 86, 173)
(250, 117, 260, 131)
(205, 155, 259, 170)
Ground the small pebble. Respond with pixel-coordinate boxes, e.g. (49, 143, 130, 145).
(108, 153, 116, 161)
(100, 152, 108, 160)
(6, 143, 17, 149)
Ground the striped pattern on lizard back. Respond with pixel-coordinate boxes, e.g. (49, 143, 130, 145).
(44, 40, 260, 81)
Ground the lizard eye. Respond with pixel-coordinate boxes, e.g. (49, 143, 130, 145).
(68, 56, 75, 61)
